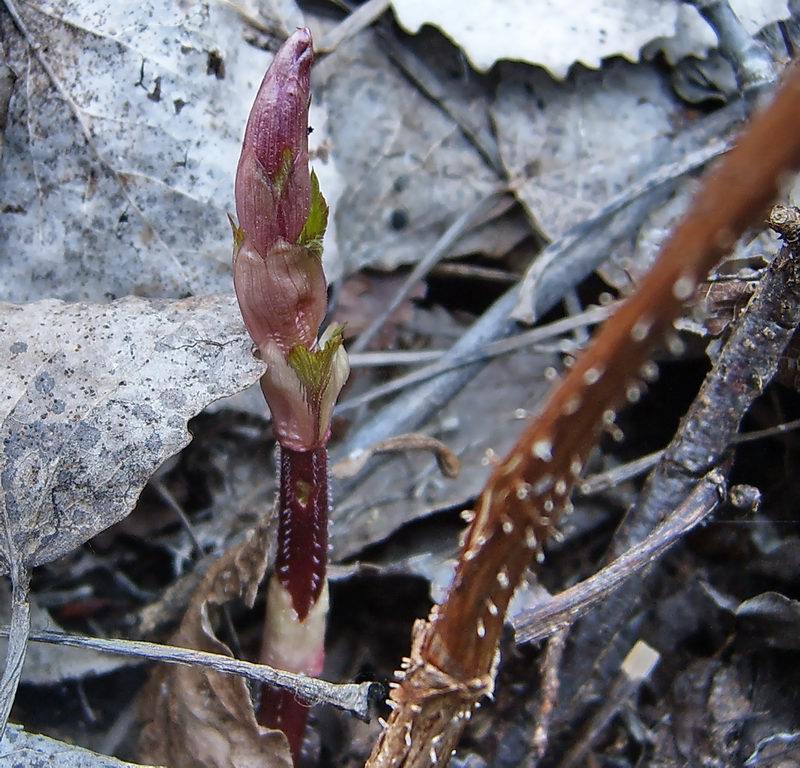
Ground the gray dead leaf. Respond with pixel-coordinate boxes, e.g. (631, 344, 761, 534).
(391, 0, 678, 77)
(597, 181, 700, 293)
(605, 166, 789, 297)
(492, 59, 676, 242)
(0, 295, 265, 574)
(0, 582, 130, 684)
(389, 0, 788, 78)
(313, 27, 500, 275)
(0, 0, 342, 302)
(138, 523, 292, 768)
(0, 725, 151, 768)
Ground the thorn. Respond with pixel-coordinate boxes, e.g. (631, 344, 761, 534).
(532, 439, 553, 461)
(497, 567, 510, 589)
(672, 273, 697, 300)
(630, 316, 653, 342)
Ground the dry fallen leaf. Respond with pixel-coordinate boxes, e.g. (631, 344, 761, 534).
(493, 58, 676, 242)
(0, 295, 265, 574)
(389, 0, 789, 77)
(138, 523, 293, 768)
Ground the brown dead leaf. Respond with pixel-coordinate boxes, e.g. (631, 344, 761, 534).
(138, 523, 292, 768)
(332, 273, 425, 348)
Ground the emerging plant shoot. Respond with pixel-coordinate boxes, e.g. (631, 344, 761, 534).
(232, 27, 348, 764)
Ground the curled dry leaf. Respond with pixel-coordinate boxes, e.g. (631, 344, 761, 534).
(736, 591, 800, 651)
(332, 433, 460, 481)
(0, 295, 266, 574)
(139, 523, 293, 768)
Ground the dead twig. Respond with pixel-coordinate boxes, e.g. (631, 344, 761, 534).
(530, 628, 568, 764)
(316, 0, 391, 54)
(0, 626, 380, 720)
(0, 565, 29, 739)
(556, 640, 660, 768)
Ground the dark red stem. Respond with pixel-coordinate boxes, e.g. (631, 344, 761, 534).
(274, 445, 328, 620)
(258, 445, 328, 764)
(259, 691, 312, 766)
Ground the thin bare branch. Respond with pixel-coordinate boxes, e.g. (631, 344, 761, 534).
(0, 625, 380, 720)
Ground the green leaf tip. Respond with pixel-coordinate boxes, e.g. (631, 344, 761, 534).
(287, 325, 344, 409)
(228, 213, 245, 254)
(298, 169, 328, 258)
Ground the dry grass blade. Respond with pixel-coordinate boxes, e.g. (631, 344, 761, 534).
(367, 63, 800, 768)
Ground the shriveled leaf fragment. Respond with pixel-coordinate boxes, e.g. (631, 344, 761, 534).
(736, 591, 800, 650)
(0, 295, 265, 573)
(493, 59, 676, 242)
(390, 0, 789, 77)
(138, 524, 293, 768)
(0, 0, 342, 302)
(0, 725, 148, 768)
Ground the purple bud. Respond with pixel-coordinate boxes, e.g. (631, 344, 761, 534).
(233, 28, 326, 355)
(232, 28, 347, 451)
(235, 27, 313, 252)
